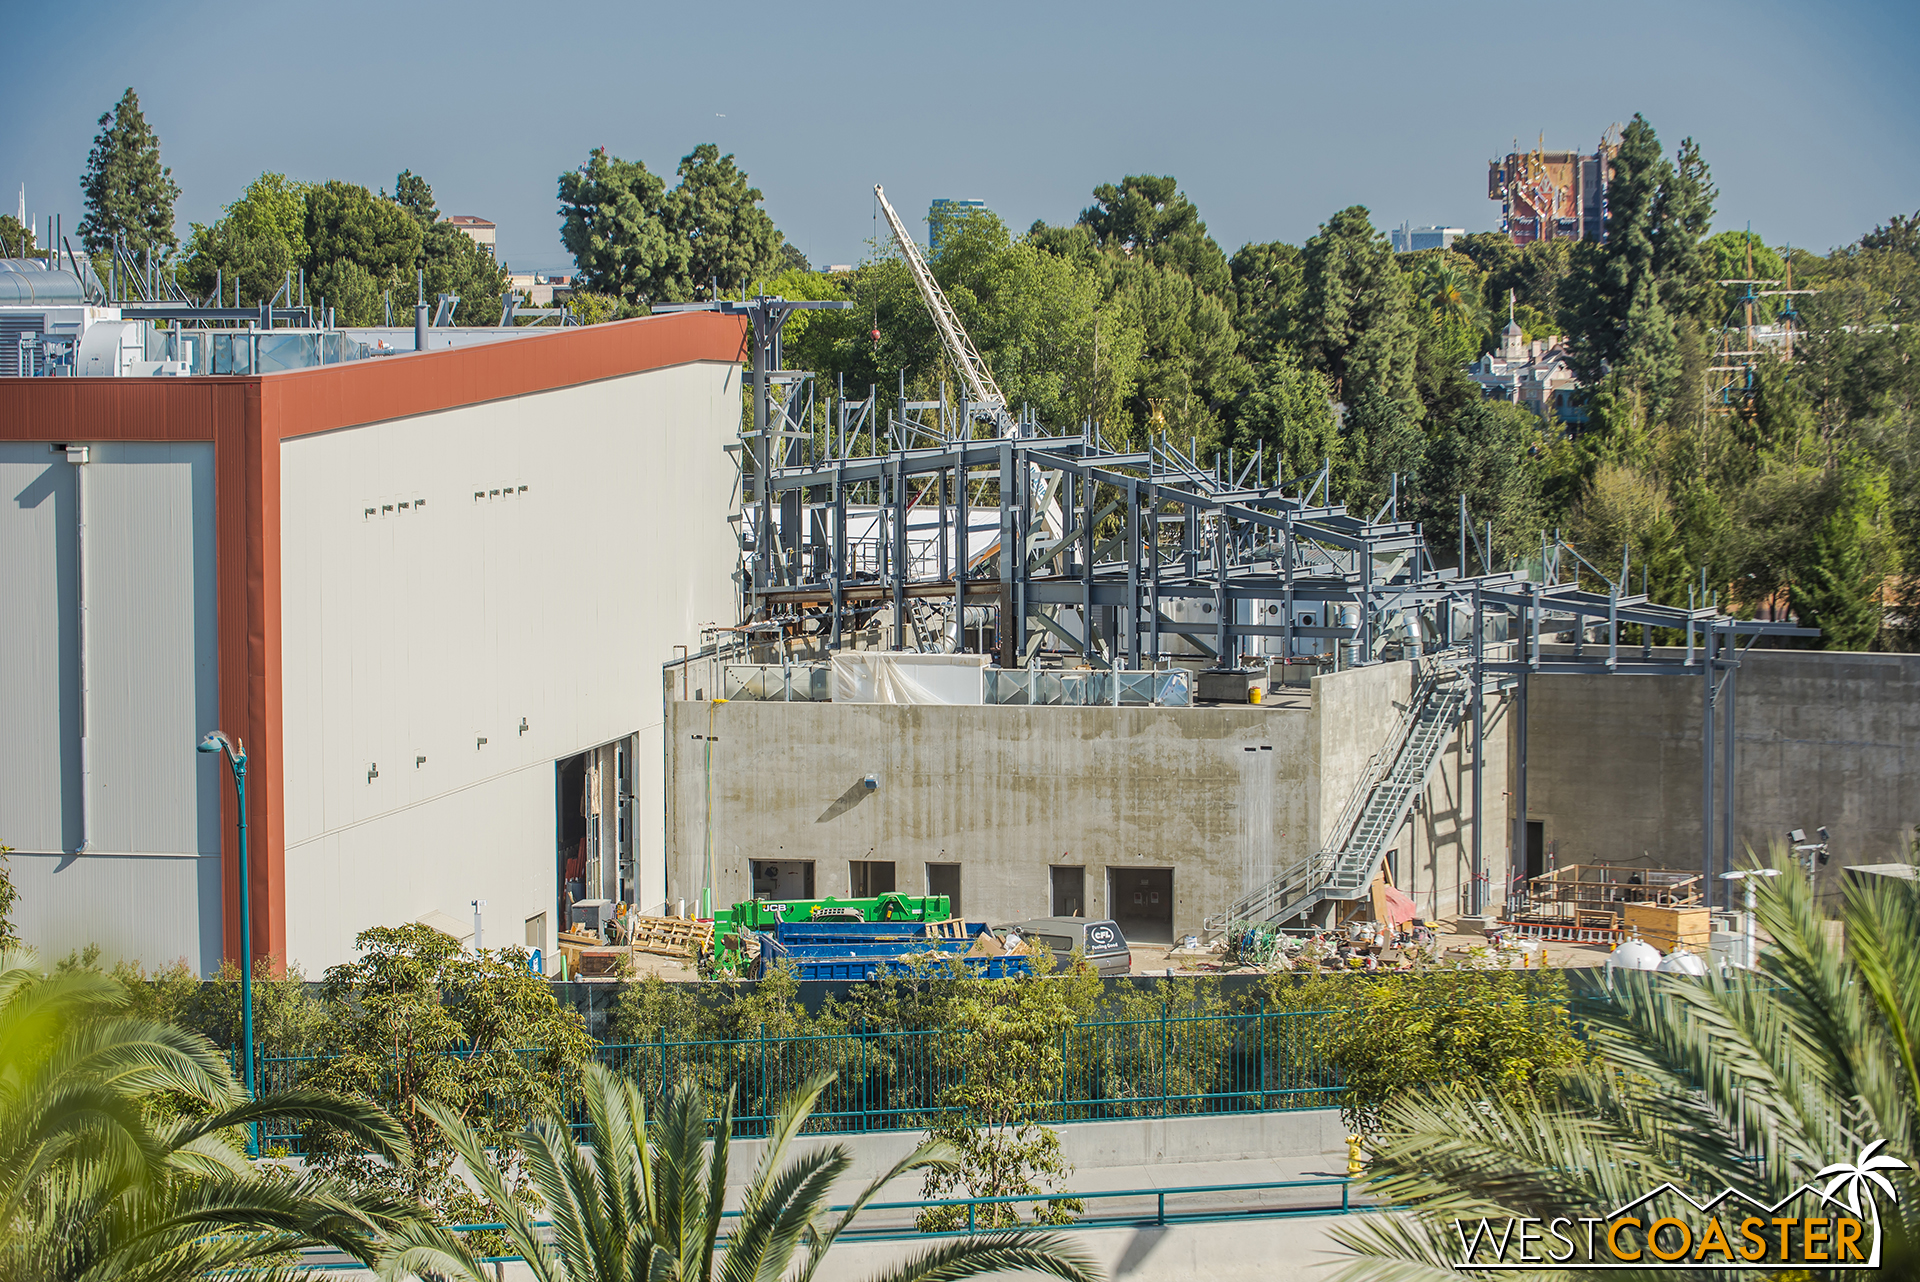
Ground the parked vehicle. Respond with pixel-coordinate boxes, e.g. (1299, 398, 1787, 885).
(993, 916, 1132, 976)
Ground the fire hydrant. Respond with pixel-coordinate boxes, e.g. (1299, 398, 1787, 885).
(1346, 1134, 1366, 1177)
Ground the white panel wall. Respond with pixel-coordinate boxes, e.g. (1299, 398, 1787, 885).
(0, 440, 221, 973)
(278, 360, 740, 971)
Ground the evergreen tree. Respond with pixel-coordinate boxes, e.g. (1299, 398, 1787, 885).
(390, 169, 438, 228)
(1078, 174, 1230, 297)
(557, 148, 680, 308)
(662, 144, 784, 301)
(1233, 347, 1339, 484)
(1790, 504, 1883, 651)
(1227, 240, 1303, 357)
(1299, 206, 1420, 416)
(77, 87, 180, 259)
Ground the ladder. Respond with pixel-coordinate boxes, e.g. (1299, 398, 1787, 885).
(1207, 666, 1470, 931)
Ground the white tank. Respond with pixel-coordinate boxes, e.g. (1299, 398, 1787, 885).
(1607, 938, 1662, 974)
(1656, 947, 1709, 977)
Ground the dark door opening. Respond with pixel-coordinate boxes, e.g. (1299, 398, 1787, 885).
(850, 860, 896, 898)
(925, 863, 962, 915)
(555, 753, 589, 933)
(1050, 866, 1086, 917)
(1108, 866, 1174, 943)
(1525, 821, 1545, 881)
(751, 860, 815, 901)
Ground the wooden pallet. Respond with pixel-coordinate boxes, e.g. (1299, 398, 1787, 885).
(928, 918, 968, 939)
(623, 915, 715, 959)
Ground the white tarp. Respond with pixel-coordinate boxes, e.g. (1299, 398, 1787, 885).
(831, 651, 989, 704)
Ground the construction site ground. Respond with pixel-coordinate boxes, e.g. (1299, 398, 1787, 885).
(1130, 928, 1613, 975)
(602, 925, 1613, 984)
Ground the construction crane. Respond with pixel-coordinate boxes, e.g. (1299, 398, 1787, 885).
(874, 183, 1082, 653)
(874, 184, 1017, 435)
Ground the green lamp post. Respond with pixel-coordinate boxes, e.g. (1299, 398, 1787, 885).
(198, 729, 256, 1157)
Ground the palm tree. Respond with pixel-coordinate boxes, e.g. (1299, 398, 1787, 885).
(1328, 850, 1918, 1280)
(0, 948, 416, 1281)
(380, 1064, 1101, 1282)
(1417, 258, 1487, 330)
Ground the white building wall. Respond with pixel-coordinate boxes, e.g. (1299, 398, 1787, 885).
(278, 360, 740, 972)
(0, 440, 222, 973)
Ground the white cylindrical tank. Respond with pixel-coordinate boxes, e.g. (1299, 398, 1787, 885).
(1607, 938, 1662, 975)
(1656, 947, 1709, 977)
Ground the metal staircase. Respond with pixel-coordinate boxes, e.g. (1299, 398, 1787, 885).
(1207, 665, 1470, 931)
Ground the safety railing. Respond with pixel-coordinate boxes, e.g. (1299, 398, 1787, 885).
(248, 1009, 1342, 1154)
(985, 667, 1191, 707)
(722, 663, 833, 701)
(292, 1176, 1360, 1268)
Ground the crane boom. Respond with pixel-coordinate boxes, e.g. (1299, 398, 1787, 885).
(874, 185, 1014, 432)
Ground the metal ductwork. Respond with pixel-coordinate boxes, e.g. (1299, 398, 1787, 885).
(0, 261, 91, 305)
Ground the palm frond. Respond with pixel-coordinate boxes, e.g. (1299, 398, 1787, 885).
(796, 1139, 960, 1282)
(852, 1230, 1100, 1282)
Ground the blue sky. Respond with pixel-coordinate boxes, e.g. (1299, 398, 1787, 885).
(5, 0, 1916, 275)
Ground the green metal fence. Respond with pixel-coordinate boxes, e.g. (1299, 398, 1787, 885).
(251, 1009, 1343, 1153)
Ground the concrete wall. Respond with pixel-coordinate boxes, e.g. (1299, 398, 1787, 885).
(1526, 649, 1920, 899)
(279, 360, 740, 971)
(667, 700, 1322, 939)
(1, 440, 223, 972)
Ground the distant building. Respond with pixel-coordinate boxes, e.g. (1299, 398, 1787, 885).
(507, 270, 571, 306)
(1391, 225, 1464, 253)
(1488, 134, 1618, 245)
(444, 215, 497, 255)
(1468, 319, 1585, 423)
(928, 198, 987, 253)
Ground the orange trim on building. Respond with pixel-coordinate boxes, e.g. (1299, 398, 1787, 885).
(0, 310, 748, 971)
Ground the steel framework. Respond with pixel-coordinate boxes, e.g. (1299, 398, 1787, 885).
(682, 294, 1816, 920)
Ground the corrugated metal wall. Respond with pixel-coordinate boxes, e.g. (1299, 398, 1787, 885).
(0, 440, 221, 972)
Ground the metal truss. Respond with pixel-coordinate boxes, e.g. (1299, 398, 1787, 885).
(678, 295, 1816, 915)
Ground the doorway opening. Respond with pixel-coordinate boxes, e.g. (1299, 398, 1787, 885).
(850, 860, 896, 898)
(1108, 866, 1174, 942)
(1050, 865, 1086, 918)
(925, 863, 962, 915)
(555, 737, 636, 935)
(751, 859, 815, 901)
(1525, 820, 1545, 881)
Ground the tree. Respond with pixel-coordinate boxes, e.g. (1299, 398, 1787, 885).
(0, 948, 414, 1280)
(664, 144, 784, 300)
(77, 88, 179, 260)
(390, 169, 438, 228)
(378, 1065, 1100, 1282)
(0, 216, 46, 260)
(1421, 399, 1548, 564)
(1345, 382, 1428, 515)
(304, 180, 422, 325)
(1228, 240, 1304, 357)
(302, 924, 594, 1226)
(1233, 347, 1340, 484)
(1078, 174, 1230, 297)
(557, 148, 681, 308)
(177, 173, 309, 307)
(1330, 854, 1920, 1279)
(1564, 116, 1716, 423)
(0, 844, 16, 948)
(1790, 500, 1884, 650)
(1299, 207, 1420, 416)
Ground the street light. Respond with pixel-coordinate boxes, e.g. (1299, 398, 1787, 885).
(198, 729, 256, 1157)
